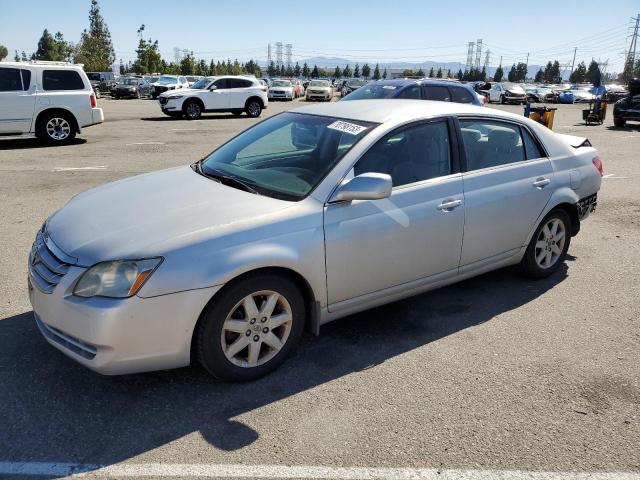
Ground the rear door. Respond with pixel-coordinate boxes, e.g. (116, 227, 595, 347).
(226, 78, 254, 108)
(457, 118, 554, 266)
(422, 85, 452, 102)
(0, 67, 35, 134)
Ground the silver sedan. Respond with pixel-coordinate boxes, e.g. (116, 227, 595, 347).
(28, 100, 602, 381)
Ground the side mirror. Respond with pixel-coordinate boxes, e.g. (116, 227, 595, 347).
(208, 85, 218, 91)
(330, 173, 392, 203)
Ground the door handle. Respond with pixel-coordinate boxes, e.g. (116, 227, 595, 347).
(437, 199, 463, 211)
(533, 178, 551, 188)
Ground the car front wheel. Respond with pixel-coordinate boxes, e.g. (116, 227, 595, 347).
(520, 209, 571, 279)
(183, 100, 202, 120)
(196, 273, 305, 381)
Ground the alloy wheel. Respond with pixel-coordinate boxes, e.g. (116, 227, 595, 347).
(247, 102, 261, 117)
(186, 103, 201, 119)
(220, 290, 293, 368)
(46, 118, 71, 141)
(534, 218, 566, 269)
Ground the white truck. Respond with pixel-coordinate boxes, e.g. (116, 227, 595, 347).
(0, 61, 104, 145)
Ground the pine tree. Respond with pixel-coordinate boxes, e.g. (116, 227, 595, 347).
(436, 67, 442, 78)
(0, 45, 7, 61)
(362, 63, 371, 78)
(311, 65, 319, 78)
(209, 59, 216, 75)
(294, 62, 301, 77)
(493, 65, 504, 82)
(534, 69, 544, 83)
(373, 64, 380, 80)
(456, 69, 463, 80)
(75, 0, 115, 71)
(343, 64, 352, 77)
(179, 52, 195, 75)
(34, 30, 73, 61)
(302, 62, 310, 78)
(382, 68, 387, 79)
(416, 68, 425, 77)
(569, 61, 587, 83)
(354, 63, 360, 77)
(334, 65, 342, 78)
(585, 60, 600, 84)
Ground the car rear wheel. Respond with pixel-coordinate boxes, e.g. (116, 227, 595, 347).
(500, 95, 506, 104)
(196, 273, 305, 381)
(36, 112, 76, 145)
(519, 209, 571, 279)
(183, 100, 202, 120)
(245, 100, 262, 118)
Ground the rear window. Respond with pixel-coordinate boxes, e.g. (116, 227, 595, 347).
(423, 86, 451, 101)
(21, 70, 32, 89)
(228, 78, 253, 88)
(43, 70, 85, 91)
(0, 67, 23, 91)
(451, 87, 474, 104)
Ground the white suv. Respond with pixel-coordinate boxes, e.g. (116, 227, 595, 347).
(0, 61, 104, 145)
(158, 76, 268, 119)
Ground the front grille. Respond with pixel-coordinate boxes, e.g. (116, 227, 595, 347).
(35, 313, 97, 359)
(29, 230, 71, 294)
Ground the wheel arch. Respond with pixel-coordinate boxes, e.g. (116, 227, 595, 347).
(245, 95, 264, 108)
(182, 96, 205, 112)
(35, 107, 80, 133)
(189, 266, 319, 364)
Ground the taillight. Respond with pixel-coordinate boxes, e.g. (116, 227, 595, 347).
(592, 156, 603, 176)
(90, 93, 97, 108)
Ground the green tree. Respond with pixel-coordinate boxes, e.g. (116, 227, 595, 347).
(362, 63, 371, 78)
(507, 64, 517, 82)
(416, 68, 425, 77)
(353, 63, 360, 77)
(456, 69, 463, 80)
(209, 59, 216, 75)
(267, 61, 277, 77)
(75, 0, 115, 71)
(585, 60, 600, 84)
(402, 69, 415, 77)
(0, 45, 7, 61)
(428, 67, 434, 78)
(302, 62, 310, 78)
(436, 67, 442, 78)
(33, 30, 73, 61)
(373, 63, 380, 80)
(334, 65, 342, 78)
(382, 68, 387, 79)
(569, 61, 587, 83)
(493, 65, 503, 82)
(179, 52, 195, 75)
(343, 64, 352, 77)
(285, 65, 294, 76)
(534, 69, 544, 83)
(311, 64, 319, 78)
(132, 28, 162, 75)
(294, 62, 301, 77)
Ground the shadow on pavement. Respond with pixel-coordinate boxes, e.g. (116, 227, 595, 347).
(140, 115, 249, 122)
(0, 138, 87, 151)
(0, 265, 567, 473)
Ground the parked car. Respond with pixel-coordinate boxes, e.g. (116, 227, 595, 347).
(151, 75, 189, 99)
(28, 100, 602, 380)
(604, 84, 628, 102)
(341, 78, 369, 96)
(613, 79, 640, 127)
(86, 71, 116, 93)
(185, 75, 203, 87)
(341, 79, 483, 106)
(524, 86, 554, 103)
(159, 75, 268, 119)
(0, 61, 103, 145)
(268, 79, 295, 101)
(488, 82, 527, 104)
(305, 79, 333, 101)
(113, 76, 152, 99)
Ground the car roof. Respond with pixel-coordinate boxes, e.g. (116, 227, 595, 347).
(365, 78, 473, 89)
(291, 99, 517, 124)
(1, 61, 83, 70)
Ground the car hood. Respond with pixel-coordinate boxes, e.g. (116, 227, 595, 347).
(47, 166, 294, 266)
(159, 88, 200, 97)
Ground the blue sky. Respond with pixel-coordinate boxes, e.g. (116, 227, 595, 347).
(1, 0, 637, 72)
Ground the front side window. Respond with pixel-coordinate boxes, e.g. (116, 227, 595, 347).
(213, 78, 228, 89)
(43, 70, 85, 90)
(354, 121, 452, 187)
(460, 120, 525, 170)
(397, 85, 421, 99)
(423, 86, 451, 101)
(0, 67, 25, 91)
(201, 113, 375, 200)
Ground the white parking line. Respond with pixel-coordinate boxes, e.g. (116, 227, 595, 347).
(0, 462, 638, 479)
(602, 174, 629, 179)
(53, 166, 108, 172)
(125, 142, 166, 146)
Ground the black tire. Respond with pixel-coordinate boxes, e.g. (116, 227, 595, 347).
(500, 95, 506, 104)
(183, 99, 203, 120)
(519, 209, 571, 279)
(245, 99, 262, 118)
(196, 273, 306, 381)
(614, 117, 626, 127)
(35, 111, 77, 146)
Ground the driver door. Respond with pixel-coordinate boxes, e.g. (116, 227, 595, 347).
(324, 119, 465, 310)
(204, 78, 230, 110)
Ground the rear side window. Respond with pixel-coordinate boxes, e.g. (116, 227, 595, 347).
(521, 128, 545, 159)
(396, 85, 421, 99)
(423, 86, 451, 101)
(21, 70, 32, 89)
(0, 67, 23, 91)
(459, 120, 525, 170)
(43, 70, 85, 90)
(451, 87, 473, 104)
(228, 78, 253, 89)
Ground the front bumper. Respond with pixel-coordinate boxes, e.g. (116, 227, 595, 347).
(28, 264, 220, 375)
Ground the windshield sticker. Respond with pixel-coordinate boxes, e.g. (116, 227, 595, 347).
(327, 121, 368, 136)
(382, 85, 397, 90)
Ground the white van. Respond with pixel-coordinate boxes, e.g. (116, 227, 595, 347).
(0, 61, 104, 145)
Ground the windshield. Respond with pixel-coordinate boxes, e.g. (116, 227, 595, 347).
(503, 83, 524, 92)
(272, 80, 292, 87)
(191, 78, 212, 89)
(201, 112, 375, 201)
(148, 76, 160, 83)
(121, 77, 139, 85)
(343, 83, 399, 100)
(347, 79, 368, 87)
(309, 80, 330, 87)
(87, 73, 101, 81)
(157, 76, 178, 85)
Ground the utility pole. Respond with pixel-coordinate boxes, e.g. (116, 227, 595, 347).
(524, 52, 529, 81)
(570, 47, 577, 73)
(624, 14, 639, 80)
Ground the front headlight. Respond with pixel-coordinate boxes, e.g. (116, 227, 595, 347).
(73, 258, 163, 298)
(167, 95, 183, 100)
